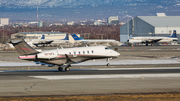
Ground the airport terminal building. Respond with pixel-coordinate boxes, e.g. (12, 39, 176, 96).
(120, 14, 180, 42)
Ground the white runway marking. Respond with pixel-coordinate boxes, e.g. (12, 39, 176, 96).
(29, 73, 180, 80)
(97, 67, 180, 70)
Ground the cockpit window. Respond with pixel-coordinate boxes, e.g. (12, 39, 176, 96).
(105, 47, 111, 50)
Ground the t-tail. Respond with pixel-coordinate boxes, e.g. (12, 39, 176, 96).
(62, 34, 69, 40)
(71, 33, 82, 40)
(41, 34, 45, 39)
(170, 30, 177, 38)
(8, 38, 40, 56)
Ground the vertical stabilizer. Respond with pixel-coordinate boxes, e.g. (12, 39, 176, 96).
(62, 34, 69, 40)
(8, 38, 40, 55)
(41, 34, 45, 39)
(170, 30, 177, 38)
(71, 34, 82, 40)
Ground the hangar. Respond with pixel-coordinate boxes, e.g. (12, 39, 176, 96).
(120, 13, 180, 42)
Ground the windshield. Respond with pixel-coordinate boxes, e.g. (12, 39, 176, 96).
(105, 47, 111, 50)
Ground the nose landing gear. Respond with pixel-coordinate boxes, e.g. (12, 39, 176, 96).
(106, 58, 110, 66)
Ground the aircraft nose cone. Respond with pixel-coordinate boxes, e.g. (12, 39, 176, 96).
(113, 52, 120, 58)
(117, 52, 120, 57)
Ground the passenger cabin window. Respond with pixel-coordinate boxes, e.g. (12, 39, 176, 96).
(79, 52, 81, 54)
(69, 52, 71, 55)
(92, 50, 94, 53)
(74, 52, 76, 55)
(83, 51, 85, 54)
(87, 51, 89, 54)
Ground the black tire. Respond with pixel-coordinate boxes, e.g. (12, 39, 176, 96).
(107, 63, 110, 66)
(65, 67, 70, 71)
(58, 67, 63, 71)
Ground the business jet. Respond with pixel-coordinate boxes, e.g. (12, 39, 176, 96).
(127, 30, 178, 46)
(71, 33, 116, 42)
(8, 38, 120, 72)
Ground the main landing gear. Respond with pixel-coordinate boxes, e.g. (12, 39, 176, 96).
(58, 65, 71, 72)
(58, 67, 63, 71)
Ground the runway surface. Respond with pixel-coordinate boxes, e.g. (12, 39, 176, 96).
(0, 67, 180, 97)
(1, 67, 180, 74)
(0, 67, 180, 80)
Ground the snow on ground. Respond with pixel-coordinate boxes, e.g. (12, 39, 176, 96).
(0, 59, 179, 67)
(74, 59, 180, 66)
(0, 61, 38, 66)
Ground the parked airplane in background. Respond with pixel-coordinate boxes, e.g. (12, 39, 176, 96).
(26, 34, 69, 46)
(71, 33, 116, 42)
(127, 30, 178, 46)
(25, 34, 54, 47)
(8, 38, 120, 71)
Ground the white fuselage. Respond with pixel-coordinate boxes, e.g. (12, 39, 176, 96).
(19, 46, 120, 66)
(31, 39, 53, 44)
(25, 39, 68, 45)
(76, 39, 116, 42)
(51, 39, 69, 44)
(37, 46, 120, 59)
(129, 36, 178, 43)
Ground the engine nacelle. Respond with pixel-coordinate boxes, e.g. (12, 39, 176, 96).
(36, 52, 58, 59)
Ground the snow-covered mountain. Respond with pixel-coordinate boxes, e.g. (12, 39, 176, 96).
(0, 0, 179, 8)
(0, 0, 180, 21)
